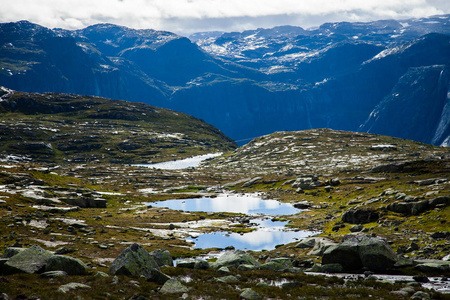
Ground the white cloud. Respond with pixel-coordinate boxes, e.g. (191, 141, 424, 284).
(1, 0, 449, 35)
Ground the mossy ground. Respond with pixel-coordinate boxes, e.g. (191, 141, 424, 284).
(0, 129, 449, 298)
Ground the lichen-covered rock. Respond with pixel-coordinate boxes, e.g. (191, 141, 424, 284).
(150, 249, 173, 267)
(260, 258, 293, 271)
(194, 259, 210, 270)
(214, 275, 239, 283)
(45, 255, 88, 275)
(342, 207, 379, 224)
(148, 268, 171, 284)
(159, 278, 188, 294)
(322, 234, 397, 272)
(57, 282, 91, 293)
(307, 238, 337, 256)
(110, 243, 159, 277)
(240, 288, 262, 300)
(4, 245, 53, 274)
(215, 250, 260, 269)
(2, 247, 26, 258)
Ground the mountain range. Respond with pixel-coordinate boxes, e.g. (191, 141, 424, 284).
(0, 15, 449, 145)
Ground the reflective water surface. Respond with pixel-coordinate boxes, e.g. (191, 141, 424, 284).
(148, 194, 301, 215)
(188, 218, 317, 251)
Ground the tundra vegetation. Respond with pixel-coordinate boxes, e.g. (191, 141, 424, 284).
(0, 91, 449, 299)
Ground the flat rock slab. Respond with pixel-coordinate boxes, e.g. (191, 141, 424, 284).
(5, 245, 53, 274)
(58, 282, 91, 293)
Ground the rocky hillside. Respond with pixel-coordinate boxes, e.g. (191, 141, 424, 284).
(1, 17, 449, 145)
(0, 87, 236, 164)
(0, 128, 448, 299)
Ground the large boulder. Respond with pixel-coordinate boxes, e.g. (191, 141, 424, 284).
(306, 238, 337, 256)
(150, 249, 173, 267)
(110, 243, 160, 277)
(342, 207, 379, 224)
(214, 250, 260, 269)
(322, 234, 397, 272)
(45, 255, 88, 275)
(159, 278, 188, 294)
(4, 245, 53, 274)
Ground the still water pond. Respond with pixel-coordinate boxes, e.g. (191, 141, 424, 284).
(147, 194, 315, 250)
(148, 194, 301, 215)
(189, 218, 317, 251)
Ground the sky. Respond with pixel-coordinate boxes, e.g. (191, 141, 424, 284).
(2, 0, 450, 36)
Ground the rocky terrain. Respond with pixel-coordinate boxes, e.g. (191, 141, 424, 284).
(0, 110, 449, 299)
(0, 87, 236, 164)
(1, 16, 449, 145)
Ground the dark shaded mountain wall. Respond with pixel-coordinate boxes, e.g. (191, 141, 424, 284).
(360, 65, 450, 145)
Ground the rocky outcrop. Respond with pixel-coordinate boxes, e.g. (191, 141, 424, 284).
(387, 196, 450, 216)
(109, 243, 160, 277)
(322, 234, 397, 272)
(342, 207, 379, 224)
(150, 249, 173, 267)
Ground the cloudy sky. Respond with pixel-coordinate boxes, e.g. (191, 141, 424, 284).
(2, 0, 450, 36)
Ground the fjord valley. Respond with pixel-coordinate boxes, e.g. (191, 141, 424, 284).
(1, 15, 450, 145)
(0, 90, 449, 299)
(0, 14, 449, 300)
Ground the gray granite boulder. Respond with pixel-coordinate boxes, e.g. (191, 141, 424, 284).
(58, 282, 91, 293)
(150, 249, 173, 267)
(322, 234, 397, 272)
(215, 250, 260, 269)
(240, 288, 262, 300)
(45, 255, 88, 275)
(110, 243, 160, 277)
(342, 207, 379, 224)
(4, 245, 53, 274)
(159, 278, 188, 294)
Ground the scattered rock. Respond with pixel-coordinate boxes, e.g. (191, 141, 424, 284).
(293, 201, 312, 209)
(292, 177, 323, 190)
(349, 225, 364, 232)
(410, 291, 431, 299)
(215, 275, 239, 283)
(4, 245, 53, 274)
(322, 234, 397, 272)
(150, 249, 173, 267)
(242, 177, 262, 187)
(45, 255, 88, 275)
(342, 207, 379, 224)
(58, 282, 91, 293)
(148, 268, 171, 284)
(309, 263, 344, 273)
(159, 278, 188, 294)
(217, 266, 230, 274)
(194, 259, 210, 270)
(1, 247, 25, 259)
(295, 237, 317, 249)
(214, 250, 260, 269)
(240, 288, 262, 300)
(110, 243, 160, 277)
(413, 275, 429, 283)
(414, 260, 450, 273)
(307, 238, 337, 256)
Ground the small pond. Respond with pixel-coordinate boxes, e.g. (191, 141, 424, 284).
(147, 194, 315, 251)
(188, 218, 317, 251)
(148, 194, 301, 215)
(132, 153, 222, 170)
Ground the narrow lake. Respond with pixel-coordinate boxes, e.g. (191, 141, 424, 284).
(132, 152, 222, 170)
(148, 194, 301, 215)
